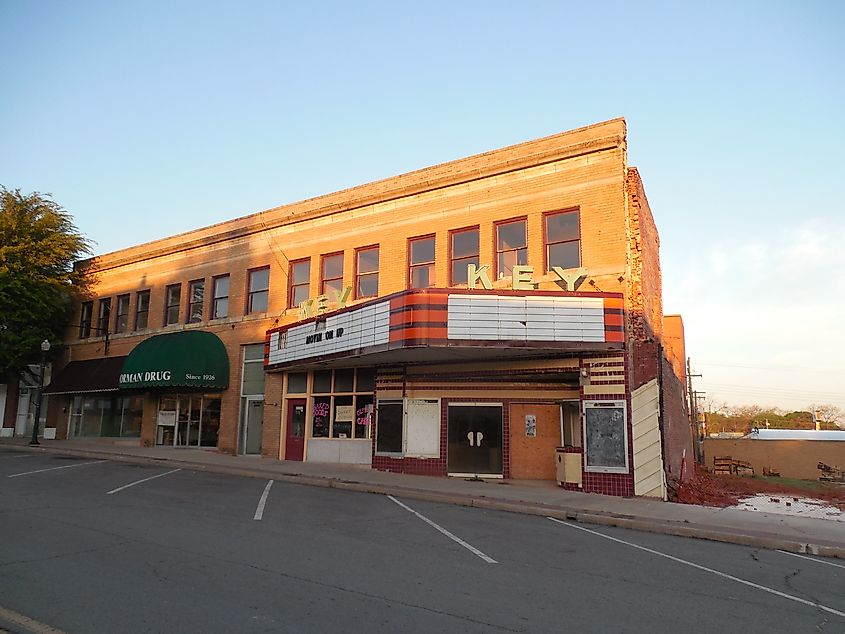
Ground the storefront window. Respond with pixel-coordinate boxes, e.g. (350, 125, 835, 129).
(200, 396, 221, 447)
(69, 395, 143, 438)
(287, 372, 307, 393)
(332, 395, 354, 438)
(334, 369, 354, 392)
(355, 395, 374, 439)
(313, 370, 332, 393)
(308, 368, 375, 439)
(376, 401, 403, 453)
(156, 394, 222, 447)
(312, 396, 331, 438)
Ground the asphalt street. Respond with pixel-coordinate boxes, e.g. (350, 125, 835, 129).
(1, 451, 843, 633)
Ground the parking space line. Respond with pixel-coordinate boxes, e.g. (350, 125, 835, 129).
(106, 468, 182, 495)
(548, 517, 845, 619)
(253, 480, 274, 520)
(388, 496, 497, 564)
(777, 550, 845, 570)
(7, 460, 108, 478)
(0, 604, 67, 634)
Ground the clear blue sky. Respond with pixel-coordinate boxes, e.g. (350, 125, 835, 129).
(2, 1, 843, 413)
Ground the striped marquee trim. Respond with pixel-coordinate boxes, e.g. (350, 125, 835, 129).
(266, 288, 626, 369)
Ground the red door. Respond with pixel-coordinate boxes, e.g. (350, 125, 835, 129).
(285, 399, 306, 461)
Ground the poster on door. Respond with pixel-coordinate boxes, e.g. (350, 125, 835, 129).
(525, 414, 537, 437)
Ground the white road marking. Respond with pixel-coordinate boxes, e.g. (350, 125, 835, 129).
(0, 604, 67, 634)
(548, 518, 845, 619)
(7, 460, 108, 478)
(106, 468, 182, 494)
(253, 480, 274, 520)
(777, 550, 845, 570)
(388, 495, 497, 564)
(10, 454, 39, 458)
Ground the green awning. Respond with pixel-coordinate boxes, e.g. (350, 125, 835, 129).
(119, 331, 229, 390)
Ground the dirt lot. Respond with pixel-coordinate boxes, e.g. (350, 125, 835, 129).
(675, 466, 845, 509)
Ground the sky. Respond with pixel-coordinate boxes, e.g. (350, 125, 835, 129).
(2, 1, 843, 413)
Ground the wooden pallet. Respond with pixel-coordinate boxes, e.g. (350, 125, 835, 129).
(713, 456, 755, 476)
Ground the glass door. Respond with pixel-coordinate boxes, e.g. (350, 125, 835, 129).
(244, 398, 264, 454)
(285, 399, 306, 461)
(447, 404, 503, 476)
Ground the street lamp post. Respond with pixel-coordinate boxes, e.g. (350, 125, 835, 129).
(29, 339, 51, 446)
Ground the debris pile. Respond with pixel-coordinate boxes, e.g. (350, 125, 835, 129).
(673, 466, 845, 510)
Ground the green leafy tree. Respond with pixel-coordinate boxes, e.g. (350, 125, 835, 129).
(0, 187, 93, 381)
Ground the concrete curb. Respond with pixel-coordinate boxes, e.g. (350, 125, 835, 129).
(6, 444, 844, 560)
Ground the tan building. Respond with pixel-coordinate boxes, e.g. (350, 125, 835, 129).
(33, 118, 691, 497)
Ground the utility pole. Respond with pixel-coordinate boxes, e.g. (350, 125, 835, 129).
(686, 358, 703, 462)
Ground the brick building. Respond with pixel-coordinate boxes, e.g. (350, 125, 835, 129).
(27, 118, 692, 498)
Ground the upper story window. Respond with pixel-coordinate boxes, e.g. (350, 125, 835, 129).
(134, 291, 150, 330)
(355, 246, 379, 298)
(212, 275, 229, 319)
(247, 267, 270, 314)
(321, 253, 344, 297)
(79, 301, 93, 339)
(164, 284, 181, 326)
(97, 298, 111, 335)
(188, 279, 205, 323)
(289, 258, 310, 308)
(545, 209, 581, 270)
(496, 219, 527, 279)
(450, 227, 479, 285)
(409, 235, 435, 288)
(115, 294, 130, 334)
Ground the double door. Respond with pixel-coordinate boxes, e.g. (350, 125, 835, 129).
(447, 404, 503, 476)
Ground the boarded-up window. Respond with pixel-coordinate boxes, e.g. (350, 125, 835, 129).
(584, 401, 628, 473)
(405, 398, 440, 457)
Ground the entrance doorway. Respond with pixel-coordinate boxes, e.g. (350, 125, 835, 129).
(509, 403, 562, 480)
(285, 399, 306, 461)
(243, 397, 264, 455)
(447, 403, 503, 476)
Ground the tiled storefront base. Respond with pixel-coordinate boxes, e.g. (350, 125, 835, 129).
(582, 471, 634, 497)
(372, 454, 446, 476)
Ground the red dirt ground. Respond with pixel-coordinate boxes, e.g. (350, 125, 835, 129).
(675, 466, 845, 509)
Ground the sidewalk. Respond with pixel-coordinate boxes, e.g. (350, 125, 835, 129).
(3, 438, 843, 559)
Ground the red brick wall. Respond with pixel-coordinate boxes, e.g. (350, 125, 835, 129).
(626, 167, 663, 391)
(663, 315, 686, 385)
(661, 354, 693, 480)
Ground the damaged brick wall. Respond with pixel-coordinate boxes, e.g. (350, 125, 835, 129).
(626, 167, 663, 391)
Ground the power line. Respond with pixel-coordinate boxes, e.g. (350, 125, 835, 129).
(701, 383, 844, 398)
(696, 361, 844, 374)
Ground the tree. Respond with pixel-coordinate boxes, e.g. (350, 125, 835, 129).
(0, 187, 93, 381)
